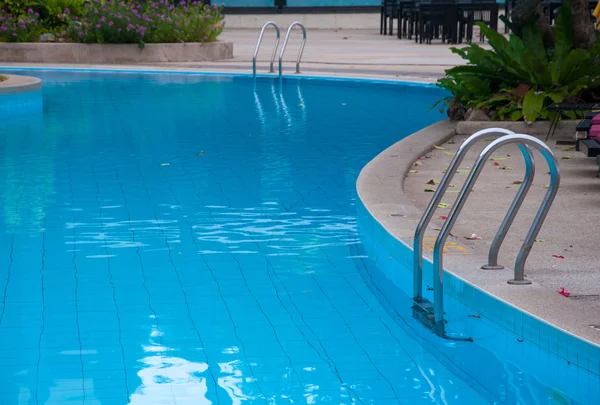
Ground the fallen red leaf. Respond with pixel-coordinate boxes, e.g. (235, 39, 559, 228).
(493, 162, 500, 167)
(557, 287, 571, 297)
(418, 157, 425, 160)
(552, 254, 565, 259)
(439, 215, 447, 220)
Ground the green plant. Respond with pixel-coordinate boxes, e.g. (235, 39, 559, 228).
(36, 0, 85, 28)
(0, 75, 6, 82)
(0, 8, 42, 42)
(436, 2, 600, 122)
(0, 0, 36, 18)
(64, 0, 223, 48)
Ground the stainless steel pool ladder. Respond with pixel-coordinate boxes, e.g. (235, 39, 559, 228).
(412, 130, 560, 341)
(279, 22, 307, 77)
(253, 21, 281, 77)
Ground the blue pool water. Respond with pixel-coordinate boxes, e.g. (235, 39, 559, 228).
(0, 70, 581, 405)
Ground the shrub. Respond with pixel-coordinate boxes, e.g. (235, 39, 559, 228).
(0, 7, 41, 42)
(36, 0, 85, 29)
(0, 0, 36, 18)
(436, 3, 600, 122)
(65, 0, 224, 48)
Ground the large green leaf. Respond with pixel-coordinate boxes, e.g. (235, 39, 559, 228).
(553, 2, 573, 65)
(522, 23, 548, 65)
(523, 89, 546, 122)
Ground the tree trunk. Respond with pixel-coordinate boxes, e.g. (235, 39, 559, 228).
(510, 0, 554, 45)
(571, 0, 595, 49)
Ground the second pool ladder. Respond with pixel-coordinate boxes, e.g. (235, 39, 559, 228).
(252, 21, 307, 78)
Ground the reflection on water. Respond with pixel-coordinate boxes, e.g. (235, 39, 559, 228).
(0, 71, 499, 405)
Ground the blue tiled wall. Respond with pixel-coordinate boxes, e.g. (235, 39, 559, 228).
(0, 89, 43, 119)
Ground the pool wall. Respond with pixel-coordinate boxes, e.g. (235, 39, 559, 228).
(0, 74, 42, 119)
(356, 120, 600, 403)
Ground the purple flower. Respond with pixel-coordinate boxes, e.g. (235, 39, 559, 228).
(34, 12, 39, 16)
(96, 23, 101, 28)
(108, 21, 113, 26)
(94, 9, 98, 14)
(11, 32, 16, 36)
(100, 16, 105, 22)
(21, 24, 26, 29)
(203, 35, 208, 40)
(74, 16, 78, 20)
(27, 8, 33, 13)
(0, 26, 6, 31)
(65, 7, 70, 13)
(78, 31, 83, 36)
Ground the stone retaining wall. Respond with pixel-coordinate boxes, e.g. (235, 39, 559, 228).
(0, 41, 233, 64)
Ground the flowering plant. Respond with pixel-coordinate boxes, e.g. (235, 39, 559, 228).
(65, 0, 224, 48)
(0, 7, 41, 42)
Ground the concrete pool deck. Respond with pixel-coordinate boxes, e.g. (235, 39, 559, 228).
(0, 29, 465, 82)
(358, 121, 600, 349)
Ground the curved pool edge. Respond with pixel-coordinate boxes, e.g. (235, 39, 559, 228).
(0, 64, 437, 87)
(0, 74, 43, 118)
(355, 120, 600, 379)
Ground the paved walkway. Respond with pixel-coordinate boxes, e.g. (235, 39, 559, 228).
(2, 29, 469, 81)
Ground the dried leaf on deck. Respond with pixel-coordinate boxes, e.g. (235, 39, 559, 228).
(413, 161, 423, 167)
(437, 202, 450, 209)
(433, 145, 445, 150)
(501, 166, 513, 170)
(490, 157, 510, 161)
(426, 179, 439, 185)
(512, 181, 523, 185)
(409, 170, 419, 174)
(424, 188, 435, 192)
(456, 169, 471, 174)
(444, 152, 456, 157)
(561, 156, 573, 160)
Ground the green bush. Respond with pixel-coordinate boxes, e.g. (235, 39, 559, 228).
(0, 0, 36, 18)
(436, 3, 600, 122)
(0, 8, 42, 42)
(36, 0, 85, 28)
(64, 0, 224, 48)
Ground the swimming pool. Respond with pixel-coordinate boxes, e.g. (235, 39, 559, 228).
(0, 70, 587, 405)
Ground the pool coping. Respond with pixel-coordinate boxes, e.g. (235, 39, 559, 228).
(0, 74, 42, 95)
(356, 120, 600, 377)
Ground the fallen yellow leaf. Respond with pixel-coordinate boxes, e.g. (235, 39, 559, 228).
(433, 145, 445, 150)
(490, 157, 510, 161)
(409, 170, 419, 174)
(512, 181, 523, 185)
(444, 152, 456, 157)
(413, 161, 423, 167)
(561, 156, 573, 160)
(424, 188, 435, 192)
(438, 202, 450, 209)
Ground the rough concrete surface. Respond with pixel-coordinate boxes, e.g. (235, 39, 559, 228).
(0, 41, 233, 64)
(0, 74, 41, 94)
(403, 132, 600, 344)
(0, 29, 467, 82)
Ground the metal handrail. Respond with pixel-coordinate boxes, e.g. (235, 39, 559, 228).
(253, 21, 281, 77)
(413, 128, 533, 302)
(431, 134, 560, 338)
(279, 22, 307, 77)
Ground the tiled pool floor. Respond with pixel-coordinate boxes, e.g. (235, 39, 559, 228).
(0, 71, 490, 404)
